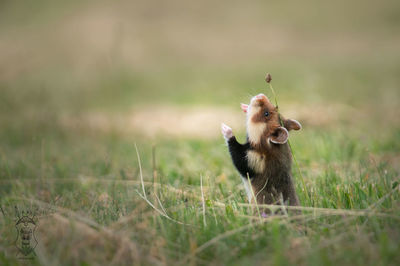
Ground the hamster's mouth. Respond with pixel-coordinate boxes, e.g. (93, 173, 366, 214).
(250, 93, 267, 106)
(251, 93, 266, 102)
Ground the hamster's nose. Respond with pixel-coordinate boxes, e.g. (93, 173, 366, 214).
(254, 93, 266, 100)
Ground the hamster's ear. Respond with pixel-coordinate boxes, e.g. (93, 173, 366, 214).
(283, 119, 301, 131)
(241, 103, 248, 113)
(270, 127, 289, 144)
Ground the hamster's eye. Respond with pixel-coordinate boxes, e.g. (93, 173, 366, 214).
(264, 111, 269, 117)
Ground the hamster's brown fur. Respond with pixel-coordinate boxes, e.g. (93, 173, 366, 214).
(223, 93, 301, 208)
(246, 94, 300, 206)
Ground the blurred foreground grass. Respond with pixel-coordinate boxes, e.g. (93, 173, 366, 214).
(1, 0, 400, 265)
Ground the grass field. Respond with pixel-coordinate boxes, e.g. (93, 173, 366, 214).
(1, 0, 400, 265)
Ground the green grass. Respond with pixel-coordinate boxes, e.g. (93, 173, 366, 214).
(1, 0, 400, 265)
(0, 118, 399, 265)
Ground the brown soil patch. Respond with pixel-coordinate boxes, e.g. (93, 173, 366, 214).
(59, 103, 365, 139)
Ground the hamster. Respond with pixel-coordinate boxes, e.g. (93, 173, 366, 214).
(221, 93, 301, 207)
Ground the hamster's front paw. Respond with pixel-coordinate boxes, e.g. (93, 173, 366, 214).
(221, 123, 233, 141)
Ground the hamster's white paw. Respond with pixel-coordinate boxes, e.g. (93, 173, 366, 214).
(221, 123, 233, 140)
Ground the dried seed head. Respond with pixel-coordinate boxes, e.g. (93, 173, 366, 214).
(265, 73, 272, 83)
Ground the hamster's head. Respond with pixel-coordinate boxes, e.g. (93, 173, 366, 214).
(241, 94, 301, 147)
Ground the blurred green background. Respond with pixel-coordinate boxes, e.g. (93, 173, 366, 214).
(1, 0, 400, 265)
(1, 0, 399, 144)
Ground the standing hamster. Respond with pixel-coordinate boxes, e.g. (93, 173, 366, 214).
(221, 93, 301, 207)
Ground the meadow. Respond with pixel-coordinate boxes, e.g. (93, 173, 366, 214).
(1, 0, 400, 265)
